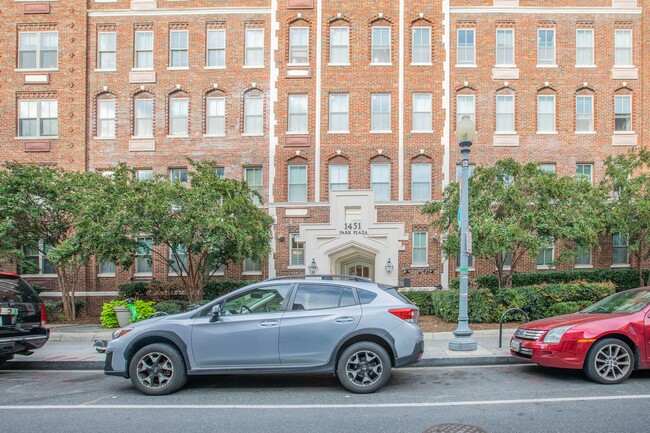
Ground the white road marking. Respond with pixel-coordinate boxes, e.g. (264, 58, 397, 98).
(0, 395, 649, 410)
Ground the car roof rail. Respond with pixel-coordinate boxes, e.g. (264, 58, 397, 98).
(266, 274, 374, 283)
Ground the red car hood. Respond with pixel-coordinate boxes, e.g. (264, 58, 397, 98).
(520, 313, 612, 331)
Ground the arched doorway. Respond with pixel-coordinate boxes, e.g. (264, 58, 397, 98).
(328, 243, 377, 281)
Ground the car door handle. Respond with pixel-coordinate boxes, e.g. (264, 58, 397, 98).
(259, 320, 279, 328)
(335, 317, 355, 324)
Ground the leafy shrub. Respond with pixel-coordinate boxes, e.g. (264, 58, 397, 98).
(117, 282, 149, 300)
(401, 291, 435, 315)
(100, 299, 157, 328)
(203, 280, 256, 300)
(546, 301, 587, 317)
(430, 289, 494, 322)
(44, 299, 86, 322)
(147, 279, 186, 302)
(153, 300, 187, 315)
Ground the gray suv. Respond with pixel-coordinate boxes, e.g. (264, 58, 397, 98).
(104, 275, 424, 395)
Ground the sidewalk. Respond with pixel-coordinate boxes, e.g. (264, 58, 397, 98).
(2, 324, 528, 370)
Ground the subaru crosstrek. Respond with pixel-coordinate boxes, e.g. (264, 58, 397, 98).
(104, 275, 424, 395)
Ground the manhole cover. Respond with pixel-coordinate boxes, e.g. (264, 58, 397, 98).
(423, 424, 488, 433)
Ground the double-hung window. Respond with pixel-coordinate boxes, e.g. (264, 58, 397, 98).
(206, 30, 226, 68)
(135, 237, 153, 275)
(412, 27, 431, 64)
(371, 27, 391, 64)
(169, 98, 189, 136)
(456, 95, 475, 127)
(244, 167, 263, 204)
(614, 30, 632, 67)
(329, 165, 348, 191)
(135, 31, 154, 69)
(412, 93, 432, 132)
(412, 232, 427, 265)
(18, 100, 58, 138)
(496, 94, 515, 133)
(614, 95, 632, 132)
(206, 96, 225, 136)
(288, 94, 308, 133)
(170, 245, 188, 275)
(537, 238, 554, 268)
(412, 164, 431, 201)
(496, 29, 514, 66)
(134, 99, 153, 137)
(23, 243, 55, 275)
(97, 32, 116, 70)
(244, 95, 263, 135)
(612, 233, 629, 266)
(575, 244, 592, 267)
(169, 168, 188, 185)
(169, 30, 189, 68)
(288, 165, 307, 202)
(330, 27, 349, 65)
(576, 29, 594, 66)
(576, 163, 593, 185)
(537, 29, 555, 66)
(371, 164, 390, 201)
(18, 32, 58, 70)
(289, 234, 305, 267)
(371, 93, 390, 132)
(97, 99, 116, 138)
(245, 29, 264, 67)
(456, 29, 475, 65)
(576, 95, 594, 132)
(329, 94, 349, 132)
(289, 28, 309, 65)
(537, 95, 555, 133)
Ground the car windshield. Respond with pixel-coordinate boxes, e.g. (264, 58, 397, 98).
(581, 289, 650, 314)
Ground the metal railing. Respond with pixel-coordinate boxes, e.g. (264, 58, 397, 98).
(499, 308, 530, 348)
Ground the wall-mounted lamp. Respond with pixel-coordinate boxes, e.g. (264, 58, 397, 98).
(308, 258, 318, 274)
(385, 258, 394, 273)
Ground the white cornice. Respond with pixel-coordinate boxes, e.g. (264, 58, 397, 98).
(451, 7, 642, 15)
(88, 7, 271, 17)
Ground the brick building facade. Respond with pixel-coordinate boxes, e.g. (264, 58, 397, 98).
(0, 0, 647, 312)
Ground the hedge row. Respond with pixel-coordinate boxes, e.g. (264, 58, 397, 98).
(44, 299, 86, 322)
(402, 281, 616, 323)
(117, 279, 256, 302)
(450, 268, 648, 292)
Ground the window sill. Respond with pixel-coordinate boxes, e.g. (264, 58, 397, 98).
(132, 136, 154, 140)
(613, 131, 636, 135)
(242, 271, 262, 276)
(536, 64, 558, 68)
(288, 63, 310, 67)
(410, 130, 434, 134)
(575, 65, 596, 68)
(494, 64, 517, 68)
(95, 68, 117, 72)
(204, 134, 226, 138)
(327, 130, 350, 134)
(131, 68, 154, 72)
(370, 130, 393, 134)
(16, 136, 58, 140)
(536, 131, 558, 135)
(288, 265, 304, 270)
(412, 264, 431, 268)
(242, 133, 264, 137)
(286, 131, 309, 135)
(243, 65, 265, 69)
(134, 273, 153, 277)
(97, 273, 116, 277)
(167, 135, 190, 139)
(575, 131, 596, 135)
(411, 63, 433, 66)
(327, 63, 350, 67)
(168, 273, 187, 277)
(15, 68, 59, 73)
(455, 64, 476, 68)
(610, 264, 630, 269)
(370, 63, 393, 66)
(574, 265, 593, 269)
(536, 265, 552, 270)
(167, 67, 189, 71)
(205, 66, 226, 70)
(95, 136, 116, 140)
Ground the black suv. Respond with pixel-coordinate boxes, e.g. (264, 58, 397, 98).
(0, 272, 49, 367)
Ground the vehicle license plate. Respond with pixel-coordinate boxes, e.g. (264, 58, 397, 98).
(510, 339, 521, 352)
(0, 308, 18, 315)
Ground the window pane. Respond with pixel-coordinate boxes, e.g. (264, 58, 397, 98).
(135, 99, 153, 137)
(98, 99, 116, 138)
(413, 232, 427, 264)
(289, 28, 309, 64)
(329, 165, 348, 191)
(371, 164, 390, 201)
(614, 95, 631, 132)
(18, 33, 38, 69)
(206, 97, 226, 135)
(330, 27, 349, 64)
(288, 165, 307, 202)
(456, 95, 475, 126)
(135, 32, 153, 69)
(576, 96, 593, 132)
(412, 27, 431, 64)
(576, 29, 593, 66)
(538, 29, 555, 65)
(457, 29, 475, 64)
(170, 31, 189, 68)
(371, 27, 391, 63)
(245, 29, 264, 66)
(496, 29, 514, 65)
(615, 30, 632, 66)
(169, 99, 188, 136)
(244, 96, 263, 134)
(207, 30, 226, 67)
(413, 93, 432, 131)
(412, 164, 431, 201)
(371, 93, 390, 131)
(496, 95, 514, 132)
(329, 94, 348, 131)
(537, 95, 555, 132)
(290, 234, 304, 266)
(288, 94, 308, 133)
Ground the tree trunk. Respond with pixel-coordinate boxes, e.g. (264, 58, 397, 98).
(56, 268, 76, 321)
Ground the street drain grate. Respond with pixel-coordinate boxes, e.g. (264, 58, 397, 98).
(423, 424, 488, 433)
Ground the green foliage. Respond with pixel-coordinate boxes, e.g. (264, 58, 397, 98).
(153, 300, 187, 315)
(431, 282, 615, 323)
(117, 282, 149, 300)
(203, 280, 256, 300)
(44, 299, 86, 322)
(147, 279, 186, 302)
(473, 269, 648, 293)
(133, 300, 156, 321)
(100, 299, 156, 328)
(401, 291, 435, 315)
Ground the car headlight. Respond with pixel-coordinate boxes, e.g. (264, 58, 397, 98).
(112, 328, 133, 340)
(543, 326, 574, 343)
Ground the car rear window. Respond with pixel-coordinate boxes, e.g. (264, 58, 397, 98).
(0, 277, 39, 303)
(383, 287, 411, 304)
(293, 284, 357, 310)
(357, 289, 377, 305)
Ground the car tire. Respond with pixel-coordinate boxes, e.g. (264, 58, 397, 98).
(129, 343, 187, 396)
(337, 342, 392, 394)
(584, 338, 634, 385)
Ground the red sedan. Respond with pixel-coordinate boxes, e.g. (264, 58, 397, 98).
(510, 287, 650, 384)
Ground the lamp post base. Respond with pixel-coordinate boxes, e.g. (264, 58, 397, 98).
(448, 336, 478, 351)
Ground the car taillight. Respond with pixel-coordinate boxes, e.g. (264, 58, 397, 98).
(40, 303, 47, 328)
(388, 308, 419, 323)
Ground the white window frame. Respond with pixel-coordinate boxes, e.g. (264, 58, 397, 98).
(136, 169, 154, 180)
(289, 27, 309, 65)
(328, 93, 349, 133)
(244, 167, 263, 204)
(17, 31, 58, 71)
(169, 168, 189, 185)
(244, 94, 264, 135)
(244, 28, 264, 68)
(496, 94, 515, 133)
(169, 30, 189, 69)
(169, 97, 189, 137)
(134, 31, 154, 70)
(329, 27, 350, 65)
(538, 163, 556, 173)
(288, 94, 308, 134)
(243, 258, 262, 275)
(205, 96, 226, 137)
(536, 238, 554, 269)
(206, 29, 226, 68)
(97, 32, 116, 71)
(371, 164, 391, 202)
(537, 95, 556, 133)
(614, 94, 632, 133)
(576, 95, 594, 133)
(329, 164, 349, 191)
(411, 163, 431, 202)
(456, 29, 475, 66)
(611, 233, 629, 267)
(169, 245, 188, 276)
(456, 95, 475, 127)
(575, 29, 594, 67)
(576, 163, 593, 186)
(412, 232, 428, 266)
(98, 260, 116, 276)
(97, 99, 116, 139)
(18, 100, 58, 138)
(288, 165, 307, 203)
(412, 27, 431, 65)
(134, 98, 153, 138)
(496, 28, 514, 66)
(371, 27, 391, 65)
(537, 28, 556, 67)
(22, 242, 56, 277)
(614, 29, 633, 67)
(135, 237, 153, 276)
(371, 93, 391, 132)
(575, 244, 593, 268)
(289, 233, 305, 268)
(412, 93, 432, 133)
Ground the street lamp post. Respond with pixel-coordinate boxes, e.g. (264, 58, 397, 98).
(449, 115, 478, 351)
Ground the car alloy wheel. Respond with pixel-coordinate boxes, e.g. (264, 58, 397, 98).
(584, 338, 634, 385)
(129, 343, 187, 395)
(337, 342, 391, 393)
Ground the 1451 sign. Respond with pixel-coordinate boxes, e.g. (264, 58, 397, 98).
(340, 222, 368, 235)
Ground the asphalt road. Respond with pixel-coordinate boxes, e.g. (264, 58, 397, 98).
(1, 364, 649, 433)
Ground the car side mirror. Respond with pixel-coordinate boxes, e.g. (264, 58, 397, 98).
(209, 305, 221, 323)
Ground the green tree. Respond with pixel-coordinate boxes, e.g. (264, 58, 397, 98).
(599, 149, 650, 285)
(423, 158, 605, 289)
(0, 163, 95, 320)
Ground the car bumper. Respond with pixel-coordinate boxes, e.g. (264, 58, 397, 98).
(509, 337, 588, 369)
(395, 338, 424, 368)
(0, 328, 49, 356)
